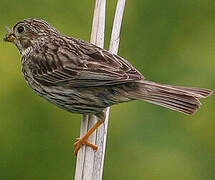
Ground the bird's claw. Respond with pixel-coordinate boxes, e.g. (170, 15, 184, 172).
(74, 137, 98, 156)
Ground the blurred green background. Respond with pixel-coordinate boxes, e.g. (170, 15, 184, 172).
(0, 0, 214, 179)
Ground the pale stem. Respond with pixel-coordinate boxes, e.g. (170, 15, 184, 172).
(75, 0, 126, 179)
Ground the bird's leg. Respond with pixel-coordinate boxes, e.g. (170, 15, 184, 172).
(74, 113, 105, 156)
(75, 138, 98, 150)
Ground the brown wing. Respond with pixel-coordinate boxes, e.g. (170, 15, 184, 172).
(29, 37, 144, 87)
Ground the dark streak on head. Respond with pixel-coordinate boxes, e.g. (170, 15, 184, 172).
(13, 18, 60, 35)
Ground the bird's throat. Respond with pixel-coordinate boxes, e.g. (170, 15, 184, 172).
(21, 46, 33, 57)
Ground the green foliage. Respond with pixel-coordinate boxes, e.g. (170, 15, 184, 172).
(0, 0, 214, 179)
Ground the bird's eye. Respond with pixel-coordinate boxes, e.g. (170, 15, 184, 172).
(17, 26, 24, 33)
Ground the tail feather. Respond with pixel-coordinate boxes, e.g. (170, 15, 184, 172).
(130, 81, 213, 114)
(140, 92, 200, 114)
(141, 81, 213, 98)
(165, 85, 213, 98)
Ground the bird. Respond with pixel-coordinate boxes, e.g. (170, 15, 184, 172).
(4, 18, 213, 155)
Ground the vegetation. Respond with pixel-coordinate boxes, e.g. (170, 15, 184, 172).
(0, 0, 214, 179)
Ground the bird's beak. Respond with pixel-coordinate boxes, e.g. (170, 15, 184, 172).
(3, 27, 16, 43)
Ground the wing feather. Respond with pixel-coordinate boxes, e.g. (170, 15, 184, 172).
(29, 37, 144, 87)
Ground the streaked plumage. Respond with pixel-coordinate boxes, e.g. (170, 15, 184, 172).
(4, 18, 213, 154)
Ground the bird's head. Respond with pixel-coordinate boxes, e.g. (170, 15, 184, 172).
(4, 18, 60, 54)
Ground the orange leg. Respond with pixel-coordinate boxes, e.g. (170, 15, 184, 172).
(74, 120, 104, 156)
(75, 138, 98, 151)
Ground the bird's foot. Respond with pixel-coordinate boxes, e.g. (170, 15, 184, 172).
(74, 137, 98, 156)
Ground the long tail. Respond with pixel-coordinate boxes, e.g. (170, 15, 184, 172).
(130, 81, 213, 114)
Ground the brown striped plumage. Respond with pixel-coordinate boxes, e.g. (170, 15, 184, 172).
(4, 18, 213, 155)
(4, 18, 213, 117)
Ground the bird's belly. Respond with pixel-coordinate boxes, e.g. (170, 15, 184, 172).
(23, 74, 108, 114)
(22, 67, 133, 114)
